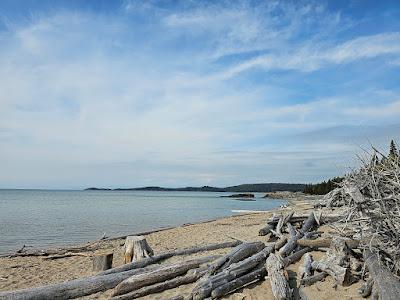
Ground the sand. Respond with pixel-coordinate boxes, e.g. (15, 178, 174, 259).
(0, 197, 364, 299)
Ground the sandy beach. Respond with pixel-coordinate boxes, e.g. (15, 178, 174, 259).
(0, 196, 363, 299)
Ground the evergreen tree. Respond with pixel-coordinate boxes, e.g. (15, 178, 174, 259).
(389, 140, 399, 160)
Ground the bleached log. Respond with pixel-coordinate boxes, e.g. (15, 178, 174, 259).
(311, 258, 351, 286)
(283, 247, 311, 267)
(0, 241, 238, 300)
(111, 268, 207, 300)
(205, 242, 264, 276)
(266, 253, 292, 300)
(358, 278, 374, 298)
(274, 237, 287, 251)
(124, 236, 153, 263)
(299, 272, 327, 286)
(0, 264, 160, 300)
(297, 238, 359, 249)
(274, 212, 294, 237)
(93, 252, 113, 272)
(210, 265, 267, 299)
(298, 253, 313, 279)
(300, 212, 317, 234)
(112, 256, 216, 297)
(259, 224, 274, 236)
(279, 212, 318, 257)
(102, 240, 241, 275)
(364, 250, 400, 300)
(191, 245, 274, 300)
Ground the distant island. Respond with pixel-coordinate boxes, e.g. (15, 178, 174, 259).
(85, 183, 306, 193)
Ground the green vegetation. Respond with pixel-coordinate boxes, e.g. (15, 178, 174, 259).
(303, 177, 344, 195)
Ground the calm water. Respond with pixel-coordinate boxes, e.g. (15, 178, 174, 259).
(0, 190, 286, 254)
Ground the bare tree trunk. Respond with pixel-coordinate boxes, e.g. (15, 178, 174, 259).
(266, 253, 292, 300)
(124, 236, 154, 263)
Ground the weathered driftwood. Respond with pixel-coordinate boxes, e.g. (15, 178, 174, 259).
(210, 264, 267, 299)
(283, 247, 311, 267)
(311, 237, 353, 286)
(111, 268, 207, 300)
(259, 224, 275, 236)
(266, 253, 292, 300)
(273, 212, 294, 237)
(297, 238, 359, 249)
(205, 242, 264, 276)
(124, 236, 154, 263)
(0, 264, 160, 300)
(102, 240, 241, 275)
(311, 255, 351, 286)
(266, 214, 341, 226)
(0, 241, 238, 300)
(93, 252, 113, 272)
(274, 237, 287, 251)
(279, 212, 318, 257)
(112, 256, 217, 296)
(298, 253, 313, 279)
(364, 250, 400, 300)
(299, 272, 328, 286)
(300, 212, 317, 234)
(191, 245, 275, 300)
(358, 278, 374, 298)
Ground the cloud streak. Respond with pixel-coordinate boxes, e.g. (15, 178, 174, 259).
(0, 1, 399, 188)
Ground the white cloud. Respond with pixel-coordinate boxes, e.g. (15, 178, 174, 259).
(217, 32, 400, 78)
(0, 3, 399, 188)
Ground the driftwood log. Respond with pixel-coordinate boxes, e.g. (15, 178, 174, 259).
(205, 242, 265, 276)
(297, 238, 359, 249)
(103, 240, 241, 275)
(283, 247, 311, 267)
(311, 238, 352, 286)
(298, 253, 313, 279)
(112, 256, 217, 296)
(124, 236, 154, 263)
(363, 250, 400, 300)
(358, 278, 374, 298)
(0, 241, 239, 300)
(93, 252, 113, 272)
(111, 267, 207, 300)
(279, 212, 317, 257)
(266, 253, 292, 300)
(299, 272, 328, 286)
(259, 224, 274, 236)
(210, 264, 267, 299)
(191, 245, 275, 299)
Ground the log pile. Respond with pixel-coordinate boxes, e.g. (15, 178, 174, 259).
(318, 142, 400, 298)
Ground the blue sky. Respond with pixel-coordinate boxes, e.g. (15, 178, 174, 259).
(0, 0, 400, 189)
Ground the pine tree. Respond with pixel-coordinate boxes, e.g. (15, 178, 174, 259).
(388, 140, 399, 165)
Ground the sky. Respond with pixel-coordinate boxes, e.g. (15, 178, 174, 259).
(0, 0, 400, 189)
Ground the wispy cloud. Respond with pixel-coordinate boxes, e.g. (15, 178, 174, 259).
(0, 1, 399, 188)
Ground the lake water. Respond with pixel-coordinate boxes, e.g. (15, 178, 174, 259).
(0, 190, 286, 254)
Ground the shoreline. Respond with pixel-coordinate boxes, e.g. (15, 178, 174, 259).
(1, 194, 363, 300)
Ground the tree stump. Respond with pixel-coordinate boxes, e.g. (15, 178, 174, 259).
(92, 252, 113, 272)
(124, 236, 154, 263)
